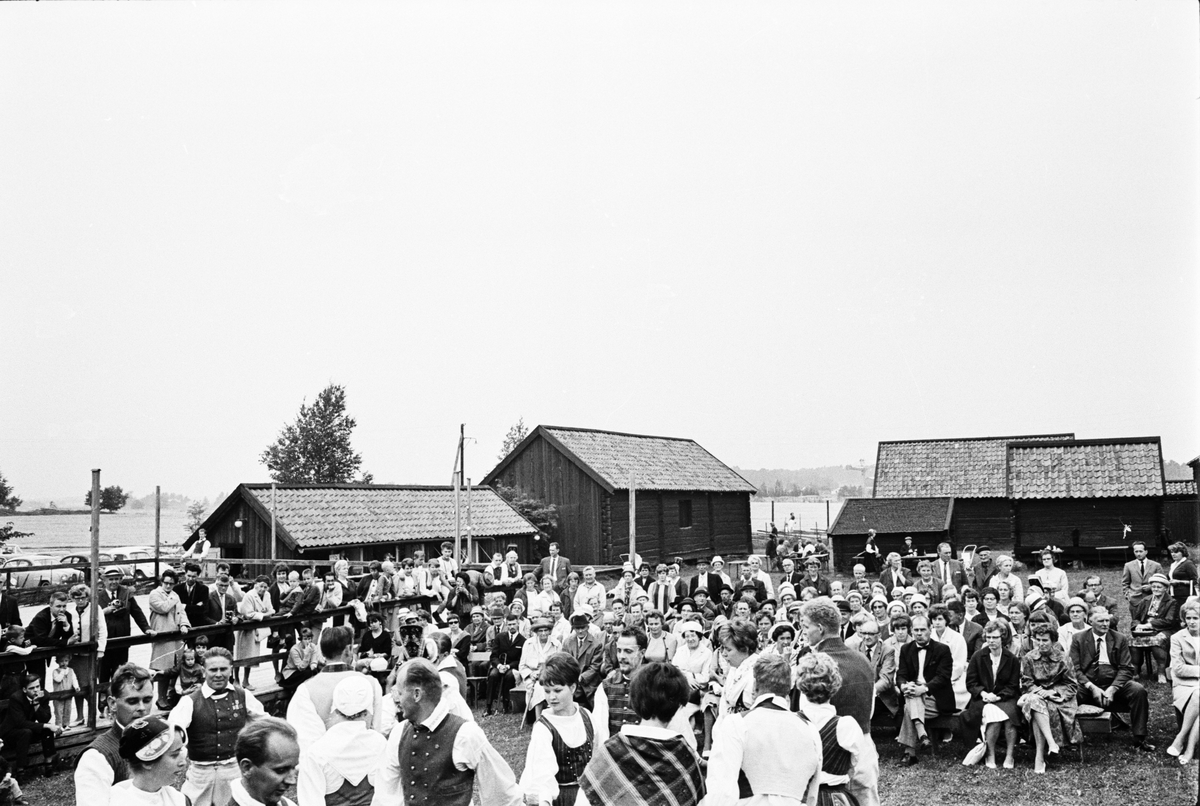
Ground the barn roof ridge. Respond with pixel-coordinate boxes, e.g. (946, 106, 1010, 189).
(1012, 436, 1161, 449)
(877, 432, 1076, 446)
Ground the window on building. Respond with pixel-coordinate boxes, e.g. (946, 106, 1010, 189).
(678, 499, 693, 529)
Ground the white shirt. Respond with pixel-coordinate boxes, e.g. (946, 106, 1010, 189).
(75, 721, 135, 806)
(297, 719, 388, 806)
(109, 781, 186, 806)
(704, 694, 822, 806)
(167, 683, 265, 731)
(574, 582, 606, 613)
(371, 698, 522, 806)
(519, 706, 608, 806)
(593, 677, 696, 748)
(436, 658, 475, 723)
(229, 779, 296, 806)
(796, 696, 863, 787)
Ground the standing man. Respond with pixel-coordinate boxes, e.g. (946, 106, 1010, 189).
(592, 627, 693, 743)
(561, 606, 604, 708)
(26, 591, 74, 681)
(207, 573, 240, 654)
(934, 543, 966, 592)
(286, 626, 383, 751)
(688, 557, 723, 599)
(574, 566, 606, 614)
(895, 614, 954, 767)
(373, 659, 522, 806)
(188, 529, 212, 563)
(168, 647, 265, 806)
(1070, 606, 1155, 751)
(1122, 541, 1164, 610)
(229, 718, 300, 806)
(538, 542, 572, 590)
(297, 676, 388, 806)
(98, 568, 154, 684)
(73, 663, 155, 806)
(0, 578, 21, 631)
(969, 547, 995, 592)
(179, 562, 212, 632)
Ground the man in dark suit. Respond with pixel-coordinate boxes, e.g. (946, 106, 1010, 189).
(1069, 606, 1154, 751)
(946, 600, 983, 657)
(206, 573, 240, 653)
(896, 614, 955, 765)
(969, 547, 995, 592)
(537, 542, 572, 590)
(778, 557, 805, 593)
(933, 543, 967, 592)
(179, 562, 211, 630)
(25, 591, 73, 681)
(798, 598, 879, 806)
(0, 673, 57, 779)
(485, 613, 526, 715)
(734, 566, 767, 604)
(98, 566, 153, 681)
(560, 608, 604, 708)
(0, 581, 21, 631)
(879, 554, 909, 594)
(689, 557, 726, 599)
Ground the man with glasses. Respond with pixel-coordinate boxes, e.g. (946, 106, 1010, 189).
(73, 663, 155, 806)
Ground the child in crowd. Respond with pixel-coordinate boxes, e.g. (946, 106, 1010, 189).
(50, 652, 79, 728)
(1, 627, 30, 653)
(175, 647, 204, 697)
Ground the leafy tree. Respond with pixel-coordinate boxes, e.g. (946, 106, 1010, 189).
(260, 384, 372, 484)
(0, 521, 33, 550)
(184, 499, 209, 533)
(835, 484, 865, 499)
(498, 417, 529, 461)
(84, 485, 131, 512)
(493, 482, 558, 536)
(0, 471, 21, 512)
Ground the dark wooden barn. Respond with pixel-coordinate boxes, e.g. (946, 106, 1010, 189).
(827, 497, 953, 568)
(481, 425, 756, 567)
(183, 484, 538, 576)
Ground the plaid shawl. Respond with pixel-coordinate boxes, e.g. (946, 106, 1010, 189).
(579, 733, 705, 806)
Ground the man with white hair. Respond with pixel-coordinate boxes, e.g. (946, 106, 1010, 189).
(574, 566, 606, 613)
(297, 676, 388, 806)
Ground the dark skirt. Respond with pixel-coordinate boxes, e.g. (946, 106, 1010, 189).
(817, 783, 860, 806)
(962, 697, 1021, 740)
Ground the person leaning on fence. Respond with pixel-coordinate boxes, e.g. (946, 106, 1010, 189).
(25, 591, 74, 682)
(98, 567, 153, 688)
(148, 570, 190, 709)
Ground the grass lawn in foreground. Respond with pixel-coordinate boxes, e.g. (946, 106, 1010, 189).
(25, 565, 1198, 806)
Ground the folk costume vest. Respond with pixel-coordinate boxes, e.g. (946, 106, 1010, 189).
(603, 669, 639, 736)
(539, 709, 595, 806)
(189, 686, 248, 762)
(396, 714, 473, 806)
(325, 777, 373, 806)
(736, 698, 785, 799)
(79, 723, 127, 784)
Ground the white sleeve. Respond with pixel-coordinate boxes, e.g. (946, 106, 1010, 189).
(296, 747, 329, 806)
(701, 712, 744, 806)
(244, 688, 266, 715)
(74, 748, 114, 806)
(518, 721, 560, 806)
(371, 721, 405, 806)
(286, 685, 327, 752)
(167, 695, 194, 730)
(592, 683, 608, 734)
(453, 722, 522, 806)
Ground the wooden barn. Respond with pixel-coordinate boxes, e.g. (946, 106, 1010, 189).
(838, 433, 1190, 567)
(481, 425, 756, 567)
(1164, 457, 1200, 548)
(183, 483, 538, 575)
(827, 497, 953, 568)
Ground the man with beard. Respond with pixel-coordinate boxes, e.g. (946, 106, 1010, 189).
(73, 663, 155, 806)
(592, 627, 694, 744)
(374, 659, 521, 806)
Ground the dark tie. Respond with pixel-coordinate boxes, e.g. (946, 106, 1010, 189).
(1139, 560, 1145, 578)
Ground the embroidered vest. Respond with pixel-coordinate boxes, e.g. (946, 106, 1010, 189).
(540, 709, 595, 806)
(189, 687, 248, 762)
(817, 715, 852, 777)
(397, 715, 473, 806)
(79, 723, 127, 784)
(603, 670, 638, 736)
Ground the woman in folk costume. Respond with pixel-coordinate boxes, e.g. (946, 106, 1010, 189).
(236, 575, 275, 690)
(521, 617, 562, 721)
(520, 653, 608, 806)
(714, 619, 761, 724)
(580, 662, 705, 806)
(795, 650, 866, 806)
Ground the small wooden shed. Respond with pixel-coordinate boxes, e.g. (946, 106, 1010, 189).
(481, 425, 756, 566)
(827, 497, 953, 569)
(183, 483, 538, 575)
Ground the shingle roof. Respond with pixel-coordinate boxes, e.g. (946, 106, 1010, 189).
(1166, 480, 1198, 496)
(240, 485, 537, 549)
(534, 426, 757, 493)
(873, 434, 1075, 498)
(828, 497, 953, 537)
(1007, 440, 1165, 499)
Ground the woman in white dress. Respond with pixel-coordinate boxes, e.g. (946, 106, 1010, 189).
(236, 575, 276, 689)
(1033, 550, 1069, 604)
(519, 617, 562, 720)
(109, 716, 190, 806)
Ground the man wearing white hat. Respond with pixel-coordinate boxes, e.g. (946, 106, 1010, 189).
(298, 676, 388, 806)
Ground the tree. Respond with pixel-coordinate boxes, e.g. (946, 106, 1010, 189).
(835, 484, 864, 499)
(260, 384, 371, 484)
(493, 482, 558, 537)
(0, 471, 21, 512)
(0, 521, 33, 550)
(498, 417, 529, 461)
(184, 499, 209, 533)
(84, 485, 131, 512)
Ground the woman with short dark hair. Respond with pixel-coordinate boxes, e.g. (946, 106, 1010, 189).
(1167, 543, 1198, 618)
(715, 619, 760, 723)
(961, 620, 1020, 769)
(1018, 621, 1080, 773)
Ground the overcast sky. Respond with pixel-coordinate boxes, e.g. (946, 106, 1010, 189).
(2, 1, 1196, 504)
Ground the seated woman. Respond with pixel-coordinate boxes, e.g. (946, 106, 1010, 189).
(1166, 600, 1200, 764)
(1033, 550, 1069, 605)
(766, 622, 797, 660)
(1130, 574, 1179, 683)
(579, 663, 705, 806)
(1057, 598, 1090, 653)
(912, 561, 941, 605)
(111, 716, 189, 806)
(962, 620, 1021, 769)
(1006, 602, 1032, 659)
(1018, 621, 1081, 774)
(977, 588, 1002, 627)
(995, 581, 1015, 617)
(988, 555, 1024, 605)
(928, 604, 970, 712)
(795, 651, 864, 806)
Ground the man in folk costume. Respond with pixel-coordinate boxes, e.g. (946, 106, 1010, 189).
(580, 662, 706, 806)
(593, 627, 695, 744)
(73, 663, 155, 806)
(286, 626, 384, 752)
(296, 676, 387, 806)
(168, 647, 266, 806)
(703, 653, 822, 806)
(373, 659, 522, 806)
(228, 717, 300, 806)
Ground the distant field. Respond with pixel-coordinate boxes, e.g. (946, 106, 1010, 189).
(2, 509, 189, 554)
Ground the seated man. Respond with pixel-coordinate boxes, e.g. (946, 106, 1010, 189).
(1069, 605, 1155, 751)
(485, 614, 525, 716)
(895, 614, 954, 766)
(875, 614, 911, 719)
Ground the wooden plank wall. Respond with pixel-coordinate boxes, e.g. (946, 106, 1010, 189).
(608, 491, 751, 566)
(491, 434, 606, 565)
(950, 499, 1014, 552)
(1013, 498, 1160, 552)
(1163, 498, 1199, 548)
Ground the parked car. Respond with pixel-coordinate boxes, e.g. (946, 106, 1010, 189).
(0, 554, 84, 589)
(60, 552, 124, 583)
(109, 546, 160, 580)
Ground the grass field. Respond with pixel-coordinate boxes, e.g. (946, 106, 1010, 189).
(22, 565, 1197, 806)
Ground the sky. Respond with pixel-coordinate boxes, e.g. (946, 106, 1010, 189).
(2, 1, 1196, 505)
